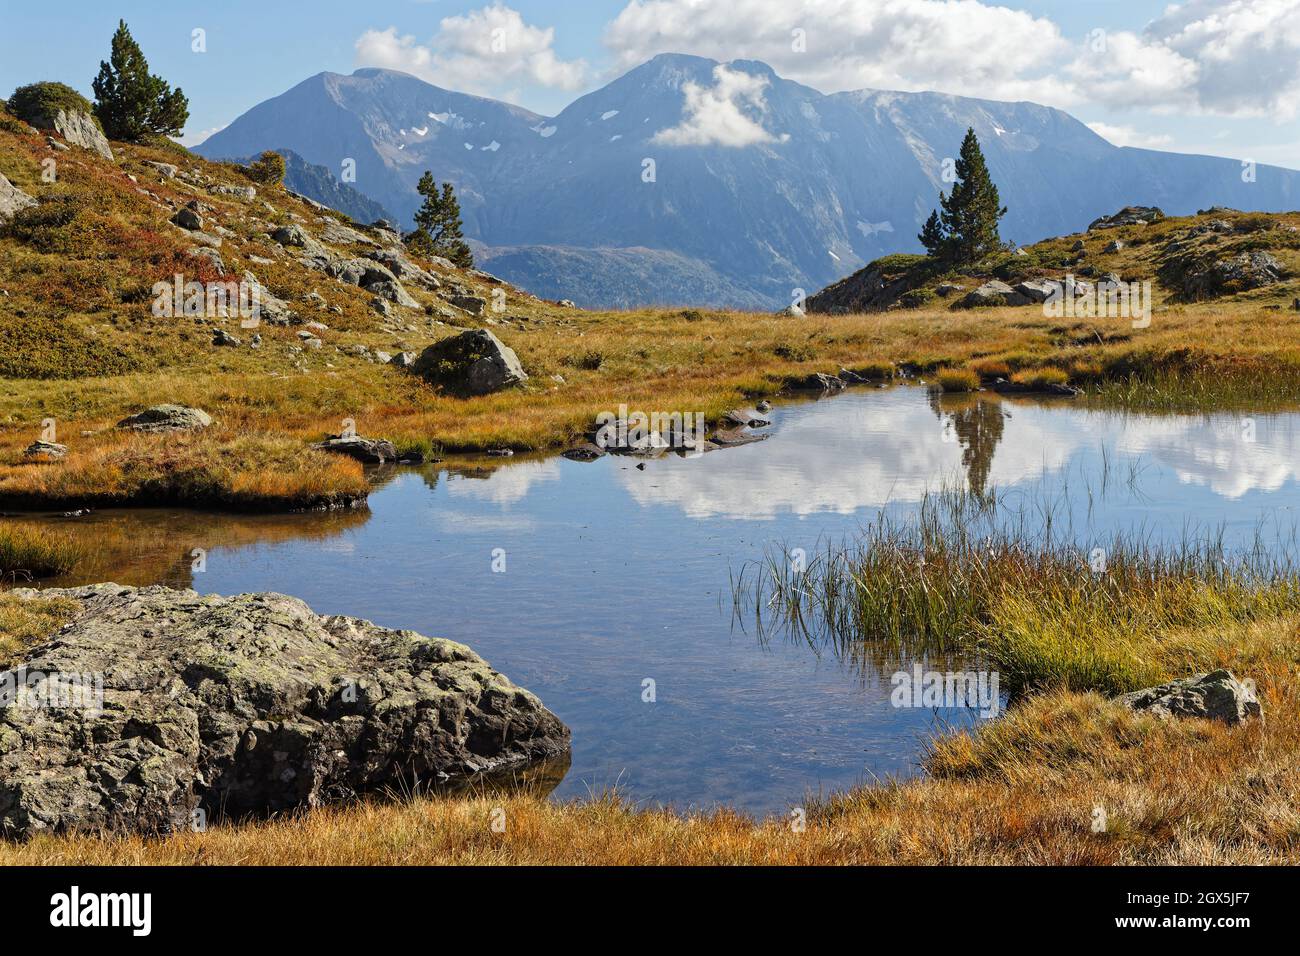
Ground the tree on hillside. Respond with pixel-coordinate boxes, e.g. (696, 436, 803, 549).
(405, 172, 473, 268)
(919, 128, 1007, 265)
(917, 210, 945, 257)
(244, 150, 286, 186)
(92, 20, 189, 141)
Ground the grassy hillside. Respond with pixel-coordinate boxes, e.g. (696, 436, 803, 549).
(4, 101, 1300, 514)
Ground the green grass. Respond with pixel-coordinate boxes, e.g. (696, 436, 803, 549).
(936, 367, 980, 392)
(0, 522, 88, 579)
(733, 485, 1300, 696)
(0, 594, 79, 666)
(1010, 366, 1070, 389)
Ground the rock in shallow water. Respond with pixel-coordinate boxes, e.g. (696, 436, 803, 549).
(0, 584, 570, 837)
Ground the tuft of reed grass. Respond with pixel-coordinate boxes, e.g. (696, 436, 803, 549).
(1011, 366, 1069, 389)
(733, 484, 1300, 696)
(936, 367, 980, 392)
(0, 522, 89, 580)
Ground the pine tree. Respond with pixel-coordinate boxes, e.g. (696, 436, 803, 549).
(92, 20, 189, 142)
(938, 128, 1006, 265)
(918, 209, 945, 257)
(406, 172, 473, 268)
(244, 150, 286, 186)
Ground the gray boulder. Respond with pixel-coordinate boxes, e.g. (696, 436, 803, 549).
(1012, 279, 1059, 303)
(366, 278, 419, 308)
(171, 207, 204, 231)
(23, 107, 114, 161)
(117, 405, 213, 432)
(411, 329, 528, 395)
(321, 221, 375, 246)
(210, 183, 256, 202)
(142, 161, 178, 179)
(1117, 669, 1261, 725)
(23, 440, 67, 461)
(388, 351, 417, 368)
(1183, 251, 1285, 299)
(787, 372, 847, 392)
(1089, 206, 1164, 230)
(962, 280, 1030, 308)
(0, 173, 37, 223)
(271, 223, 325, 257)
(187, 246, 226, 275)
(448, 293, 487, 316)
(0, 584, 569, 837)
(313, 435, 398, 463)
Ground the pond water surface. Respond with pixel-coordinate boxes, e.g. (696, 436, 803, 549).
(22, 386, 1300, 815)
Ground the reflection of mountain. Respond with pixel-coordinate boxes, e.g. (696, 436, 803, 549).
(1116, 415, 1300, 499)
(928, 393, 1007, 498)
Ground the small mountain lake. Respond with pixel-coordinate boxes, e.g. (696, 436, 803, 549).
(17, 385, 1300, 815)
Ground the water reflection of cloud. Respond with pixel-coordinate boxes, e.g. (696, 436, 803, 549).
(444, 460, 563, 505)
(612, 391, 1300, 520)
(430, 509, 538, 534)
(1115, 415, 1300, 500)
(618, 392, 1079, 520)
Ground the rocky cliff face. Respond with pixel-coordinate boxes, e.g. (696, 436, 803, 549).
(0, 585, 569, 837)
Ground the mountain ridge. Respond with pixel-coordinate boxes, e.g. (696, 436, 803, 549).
(197, 54, 1300, 309)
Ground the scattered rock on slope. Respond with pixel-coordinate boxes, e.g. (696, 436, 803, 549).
(17, 103, 114, 161)
(116, 405, 213, 432)
(411, 329, 528, 395)
(1089, 206, 1164, 230)
(1181, 251, 1285, 299)
(0, 173, 37, 223)
(0, 584, 570, 837)
(961, 280, 1030, 308)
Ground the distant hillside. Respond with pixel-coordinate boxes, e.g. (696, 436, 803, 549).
(199, 55, 1300, 310)
(471, 243, 772, 310)
(254, 148, 394, 225)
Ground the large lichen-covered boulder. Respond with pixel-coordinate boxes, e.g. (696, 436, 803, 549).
(1117, 669, 1261, 725)
(0, 584, 569, 838)
(412, 328, 528, 396)
(116, 404, 213, 432)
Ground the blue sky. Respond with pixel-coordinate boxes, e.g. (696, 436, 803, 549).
(2, 1, 1297, 167)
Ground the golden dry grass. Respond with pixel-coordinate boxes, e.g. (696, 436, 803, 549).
(3, 114, 1300, 508)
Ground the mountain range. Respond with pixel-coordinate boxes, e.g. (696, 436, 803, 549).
(197, 53, 1300, 309)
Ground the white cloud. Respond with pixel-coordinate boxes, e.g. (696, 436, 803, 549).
(607, 0, 1071, 104)
(653, 65, 777, 147)
(177, 124, 227, 147)
(605, 0, 1300, 120)
(355, 4, 587, 101)
(1085, 122, 1174, 149)
(1137, 0, 1300, 119)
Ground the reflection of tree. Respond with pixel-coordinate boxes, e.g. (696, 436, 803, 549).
(929, 393, 1006, 498)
